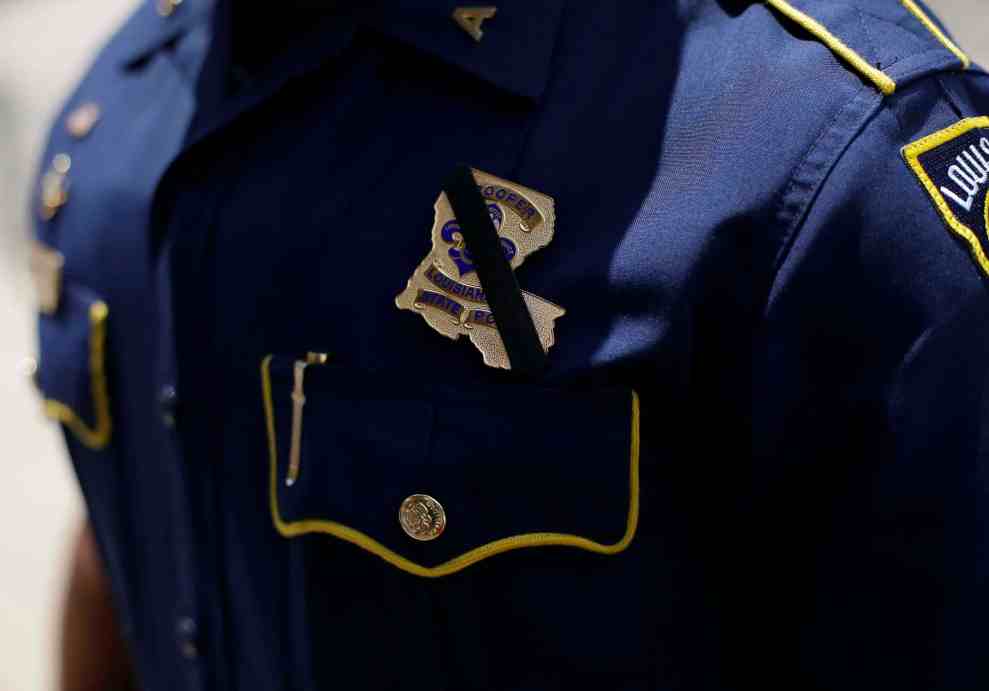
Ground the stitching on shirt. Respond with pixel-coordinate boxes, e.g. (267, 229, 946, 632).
(887, 86, 907, 135)
(935, 75, 965, 120)
(762, 83, 885, 316)
(856, 7, 880, 70)
(772, 84, 871, 268)
(886, 49, 968, 84)
(854, 7, 936, 52)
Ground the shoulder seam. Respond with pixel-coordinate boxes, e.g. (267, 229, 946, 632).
(766, 68, 984, 314)
(762, 83, 886, 314)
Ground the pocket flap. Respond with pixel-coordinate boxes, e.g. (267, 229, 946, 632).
(37, 280, 112, 450)
(261, 355, 639, 577)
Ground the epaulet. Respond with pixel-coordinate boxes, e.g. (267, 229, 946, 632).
(763, 0, 973, 96)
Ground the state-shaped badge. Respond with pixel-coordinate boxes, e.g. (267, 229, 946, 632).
(396, 169, 565, 369)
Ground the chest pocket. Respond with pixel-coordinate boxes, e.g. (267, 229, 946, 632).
(261, 355, 639, 577)
(36, 275, 112, 451)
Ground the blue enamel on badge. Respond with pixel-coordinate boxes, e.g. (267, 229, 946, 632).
(395, 169, 565, 369)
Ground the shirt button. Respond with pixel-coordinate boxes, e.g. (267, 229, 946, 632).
(176, 616, 198, 660)
(39, 154, 71, 221)
(399, 494, 447, 541)
(18, 356, 38, 386)
(65, 102, 101, 139)
(159, 385, 178, 428)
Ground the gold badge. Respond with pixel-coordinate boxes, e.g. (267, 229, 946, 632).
(29, 241, 65, 315)
(396, 169, 564, 369)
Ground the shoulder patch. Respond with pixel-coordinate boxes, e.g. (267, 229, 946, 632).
(902, 117, 989, 278)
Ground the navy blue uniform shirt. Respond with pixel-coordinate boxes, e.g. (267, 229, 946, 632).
(31, 0, 989, 688)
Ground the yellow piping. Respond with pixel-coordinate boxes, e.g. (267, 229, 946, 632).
(260, 355, 640, 578)
(42, 301, 112, 450)
(902, 116, 989, 277)
(764, 0, 896, 95)
(900, 0, 970, 70)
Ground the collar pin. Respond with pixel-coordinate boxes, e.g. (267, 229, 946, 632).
(452, 6, 497, 42)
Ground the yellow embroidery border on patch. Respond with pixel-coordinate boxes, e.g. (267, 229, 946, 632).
(42, 301, 112, 450)
(260, 355, 640, 578)
(902, 116, 989, 278)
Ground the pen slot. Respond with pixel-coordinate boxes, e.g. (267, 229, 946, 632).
(286, 352, 328, 487)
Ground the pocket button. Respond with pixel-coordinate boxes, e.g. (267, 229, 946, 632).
(399, 494, 446, 542)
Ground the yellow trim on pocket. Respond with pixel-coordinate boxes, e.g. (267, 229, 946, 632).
(42, 301, 112, 450)
(764, 0, 896, 95)
(260, 355, 640, 578)
(902, 116, 989, 277)
(900, 0, 970, 70)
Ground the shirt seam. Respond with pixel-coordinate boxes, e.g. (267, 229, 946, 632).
(764, 83, 884, 314)
(764, 70, 988, 316)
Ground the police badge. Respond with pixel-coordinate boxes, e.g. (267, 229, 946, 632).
(396, 169, 565, 369)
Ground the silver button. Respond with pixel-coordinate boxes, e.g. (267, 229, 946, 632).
(39, 155, 71, 221)
(18, 356, 38, 380)
(52, 153, 71, 174)
(176, 617, 198, 660)
(159, 385, 178, 428)
(399, 494, 446, 541)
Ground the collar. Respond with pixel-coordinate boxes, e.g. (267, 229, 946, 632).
(117, 0, 565, 102)
(117, 0, 214, 68)
(364, 0, 566, 102)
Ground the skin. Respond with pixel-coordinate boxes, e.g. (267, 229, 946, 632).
(59, 520, 134, 691)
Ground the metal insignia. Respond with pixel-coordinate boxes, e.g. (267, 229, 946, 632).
(399, 494, 446, 541)
(452, 6, 497, 42)
(395, 169, 565, 370)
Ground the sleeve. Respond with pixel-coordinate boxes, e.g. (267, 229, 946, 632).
(753, 71, 989, 688)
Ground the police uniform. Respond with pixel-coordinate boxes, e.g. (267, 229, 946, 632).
(30, 0, 989, 688)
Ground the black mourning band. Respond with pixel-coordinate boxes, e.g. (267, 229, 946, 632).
(443, 165, 547, 374)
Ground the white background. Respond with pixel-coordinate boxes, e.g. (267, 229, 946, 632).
(0, 1, 986, 688)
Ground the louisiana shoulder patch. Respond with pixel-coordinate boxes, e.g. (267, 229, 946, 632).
(903, 116, 989, 277)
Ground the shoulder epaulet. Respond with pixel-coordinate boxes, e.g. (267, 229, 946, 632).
(764, 0, 972, 96)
